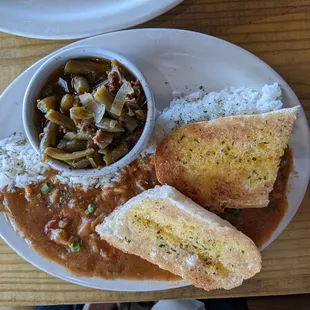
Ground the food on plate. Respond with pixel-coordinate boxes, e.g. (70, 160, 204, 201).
(0, 151, 175, 280)
(142, 83, 284, 156)
(96, 185, 262, 291)
(35, 58, 147, 169)
(0, 84, 295, 283)
(155, 107, 298, 210)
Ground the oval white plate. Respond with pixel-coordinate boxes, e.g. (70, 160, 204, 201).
(0, 29, 309, 291)
(0, 0, 182, 39)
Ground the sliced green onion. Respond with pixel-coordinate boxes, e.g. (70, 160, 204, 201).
(85, 204, 96, 215)
(96, 118, 124, 133)
(226, 208, 242, 215)
(41, 183, 52, 194)
(69, 241, 80, 253)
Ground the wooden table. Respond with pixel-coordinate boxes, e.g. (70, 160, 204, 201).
(1, 0, 310, 306)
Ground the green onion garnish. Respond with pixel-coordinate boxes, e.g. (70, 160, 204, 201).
(41, 182, 52, 194)
(226, 208, 242, 215)
(69, 241, 80, 253)
(85, 204, 96, 215)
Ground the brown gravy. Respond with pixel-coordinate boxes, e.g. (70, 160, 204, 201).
(0, 151, 292, 279)
(221, 149, 292, 247)
(0, 157, 176, 280)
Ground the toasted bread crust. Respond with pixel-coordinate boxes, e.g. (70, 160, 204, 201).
(155, 108, 298, 209)
(96, 185, 262, 291)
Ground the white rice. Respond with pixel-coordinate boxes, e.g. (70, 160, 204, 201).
(54, 171, 122, 191)
(0, 83, 283, 191)
(0, 134, 49, 191)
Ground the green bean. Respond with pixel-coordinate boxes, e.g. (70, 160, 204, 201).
(92, 152, 103, 166)
(57, 139, 67, 150)
(37, 96, 58, 113)
(71, 159, 91, 169)
(69, 140, 87, 152)
(57, 139, 88, 152)
(87, 156, 97, 168)
(45, 109, 76, 131)
(60, 94, 74, 114)
(127, 106, 135, 116)
(135, 109, 146, 120)
(97, 142, 110, 150)
(96, 117, 124, 133)
(93, 85, 113, 111)
(40, 122, 58, 162)
(64, 132, 89, 140)
(87, 150, 104, 168)
(64, 60, 109, 77)
(70, 107, 94, 120)
(104, 142, 128, 166)
(123, 115, 138, 132)
(44, 147, 94, 161)
(98, 147, 111, 155)
(100, 131, 114, 144)
(72, 76, 90, 94)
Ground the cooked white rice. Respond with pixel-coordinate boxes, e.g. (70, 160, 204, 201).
(0, 134, 49, 190)
(0, 83, 283, 191)
(54, 171, 122, 191)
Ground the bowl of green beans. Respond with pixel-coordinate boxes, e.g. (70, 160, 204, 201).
(23, 45, 155, 177)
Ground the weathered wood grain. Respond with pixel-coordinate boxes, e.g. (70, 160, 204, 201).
(0, 0, 310, 306)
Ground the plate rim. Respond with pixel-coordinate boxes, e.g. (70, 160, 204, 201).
(0, 0, 183, 40)
(0, 28, 309, 291)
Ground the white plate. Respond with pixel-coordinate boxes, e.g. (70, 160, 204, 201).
(0, 29, 309, 291)
(0, 0, 182, 39)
